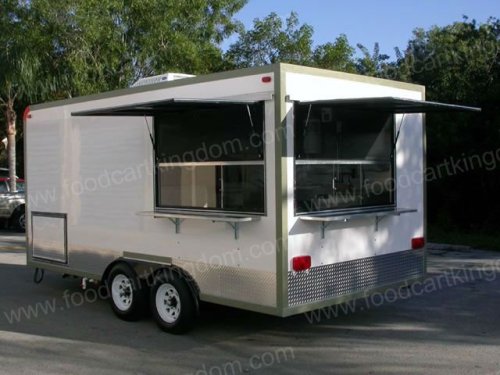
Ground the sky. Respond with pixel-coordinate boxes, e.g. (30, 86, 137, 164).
(225, 0, 500, 58)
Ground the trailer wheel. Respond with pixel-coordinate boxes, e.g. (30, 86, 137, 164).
(150, 270, 196, 334)
(107, 263, 147, 321)
(11, 207, 26, 232)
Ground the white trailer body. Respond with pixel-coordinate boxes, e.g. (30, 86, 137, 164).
(25, 64, 478, 328)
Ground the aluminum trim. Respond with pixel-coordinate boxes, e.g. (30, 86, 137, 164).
(288, 249, 425, 307)
(298, 208, 417, 222)
(296, 96, 480, 113)
(27, 259, 100, 280)
(31, 65, 277, 111)
(281, 275, 424, 317)
(32, 63, 426, 112)
(292, 109, 397, 216)
(295, 159, 390, 165)
(158, 161, 264, 167)
(153, 101, 268, 217)
(275, 64, 289, 309)
(23, 108, 29, 257)
(422, 88, 428, 277)
(173, 259, 277, 308)
(137, 211, 260, 222)
(71, 98, 263, 117)
(200, 294, 280, 316)
(122, 252, 173, 265)
(152, 207, 266, 217)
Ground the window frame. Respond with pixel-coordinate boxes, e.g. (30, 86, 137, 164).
(153, 102, 267, 217)
(293, 103, 397, 216)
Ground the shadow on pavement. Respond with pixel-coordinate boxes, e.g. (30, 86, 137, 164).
(0, 249, 500, 374)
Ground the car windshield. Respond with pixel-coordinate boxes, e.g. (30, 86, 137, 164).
(13, 182, 24, 192)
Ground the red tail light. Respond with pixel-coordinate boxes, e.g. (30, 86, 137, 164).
(292, 256, 311, 272)
(411, 237, 425, 249)
(261, 76, 272, 83)
(23, 106, 31, 121)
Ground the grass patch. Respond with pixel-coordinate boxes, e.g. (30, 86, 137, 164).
(428, 226, 500, 251)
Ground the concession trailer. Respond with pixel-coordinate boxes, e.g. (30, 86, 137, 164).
(24, 63, 479, 333)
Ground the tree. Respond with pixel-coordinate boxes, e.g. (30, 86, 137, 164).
(25, 0, 247, 96)
(122, 0, 247, 80)
(0, 1, 20, 189)
(225, 12, 314, 68)
(0, 0, 247, 185)
(226, 12, 358, 72)
(311, 34, 356, 72)
(399, 17, 500, 232)
(355, 42, 393, 78)
(403, 18, 500, 103)
(0, 0, 62, 190)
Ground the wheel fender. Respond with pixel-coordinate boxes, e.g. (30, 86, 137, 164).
(102, 259, 136, 285)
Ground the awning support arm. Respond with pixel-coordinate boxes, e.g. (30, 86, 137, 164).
(144, 116, 158, 163)
(304, 104, 313, 131)
(391, 113, 406, 159)
(246, 104, 255, 130)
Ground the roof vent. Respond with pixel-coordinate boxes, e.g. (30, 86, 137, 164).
(131, 73, 195, 87)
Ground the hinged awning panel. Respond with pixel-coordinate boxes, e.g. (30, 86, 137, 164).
(298, 97, 481, 113)
(72, 98, 259, 117)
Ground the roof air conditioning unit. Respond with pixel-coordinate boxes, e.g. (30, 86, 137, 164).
(131, 73, 195, 88)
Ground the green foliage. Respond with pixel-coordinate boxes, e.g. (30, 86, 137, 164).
(311, 35, 356, 73)
(1, 0, 247, 101)
(1, 2, 499, 237)
(0, 0, 63, 105)
(355, 42, 391, 77)
(226, 11, 500, 236)
(401, 17, 500, 231)
(0, 0, 246, 171)
(225, 12, 314, 68)
(226, 12, 357, 73)
(402, 17, 500, 103)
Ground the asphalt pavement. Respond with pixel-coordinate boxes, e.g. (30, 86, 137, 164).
(0, 231, 499, 375)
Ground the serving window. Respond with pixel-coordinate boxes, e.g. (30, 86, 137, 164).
(154, 102, 265, 215)
(70, 93, 478, 220)
(294, 103, 395, 214)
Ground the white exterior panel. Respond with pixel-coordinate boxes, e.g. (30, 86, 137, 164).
(285, 72, 424, 269)
(27, 72, 278, 308)
(25, 65, 430, 316)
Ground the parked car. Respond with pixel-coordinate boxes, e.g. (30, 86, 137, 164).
(0, 178, 25, 231)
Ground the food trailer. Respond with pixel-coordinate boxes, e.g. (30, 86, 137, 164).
(24, 63, 479, 333)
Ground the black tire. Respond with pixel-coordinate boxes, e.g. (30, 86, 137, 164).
(106, 263, 148, 321)
(150, 269, 196, 334)
(11, 208, 25, 232)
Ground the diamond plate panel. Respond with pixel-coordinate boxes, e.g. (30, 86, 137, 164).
(288, 249, 424, 306)
(173, 260, 277, 307)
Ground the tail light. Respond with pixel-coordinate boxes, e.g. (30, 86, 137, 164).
(23, 106, 31, 121)
(292, 256, 311, 272)
(411, 237, 425, 249)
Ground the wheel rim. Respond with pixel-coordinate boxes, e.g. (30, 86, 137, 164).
(111, 274, 133, 311)
(155, 283, 181, 324)
(19, 213, 25, 230)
